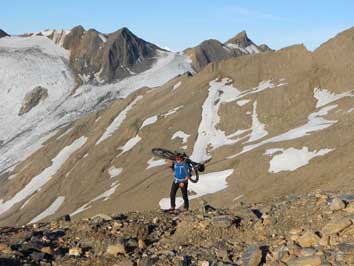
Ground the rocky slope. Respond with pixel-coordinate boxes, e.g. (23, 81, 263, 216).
(184, 31, 272, 71)
(1, 191, 354, 265)
(1, 26, 354, 228)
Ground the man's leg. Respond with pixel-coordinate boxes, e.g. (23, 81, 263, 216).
(170, 181, 179, 209)
(181, 182, 189, 210)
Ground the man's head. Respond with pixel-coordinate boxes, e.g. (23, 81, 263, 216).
(175, 152, 184, 162)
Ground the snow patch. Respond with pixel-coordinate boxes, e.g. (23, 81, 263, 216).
(236, 99, 250, 106)
(191, 78, 248, 162)
(56, 128, 73, 140)
(29, 196, 65, 223)
(172, 81, 182, 90)
(265, 147, 333, 173)
(159, 169, 233, 210)
(229, 104, 338, 158)
(172, 131, 190, 144)
(70, 183, 119, 217)
(141, 115, 158, 129)
(147, 157, 167, 169)
(20, 193, 36, 210)
(118, 135, 142, 154)
(247, 101, 268, 142)
(245, 44, 260, 54)
(98, 34, 107, 43)
(96, 96, 143, 145)
(314, 88, 353, 108)
(0, 136, 87, 216)
(163, 106, 183, 118)
(108, 167, 123, 178)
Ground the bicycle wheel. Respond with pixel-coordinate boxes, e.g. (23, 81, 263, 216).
(151, 148, 176, 160)
(188, 165, 199, 183)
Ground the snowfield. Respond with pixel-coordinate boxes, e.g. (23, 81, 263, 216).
(0, 36, 193, 174)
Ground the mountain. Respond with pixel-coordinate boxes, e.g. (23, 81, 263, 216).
(35, 26, 163, 84)
(185, 30, 272, 71)
(258, 44, 273, 52)
(0, 190, 353, 265)
(0, 29, 8, 38)
(1, 26, 354, 227)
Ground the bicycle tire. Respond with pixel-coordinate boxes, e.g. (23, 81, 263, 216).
(151, 148, 176, 160)
(188, 165, 199, 183)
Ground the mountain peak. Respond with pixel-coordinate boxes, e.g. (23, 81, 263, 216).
(109, 27, 135, 39)
(225, 30, 253, 48)
(0, 29, 9, 38)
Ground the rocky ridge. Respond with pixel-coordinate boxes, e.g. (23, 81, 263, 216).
(0, 29, 8, 38)
(35, 26, 162, 84)
(1, 191, 354, 265)
(184, 31, 272, 71)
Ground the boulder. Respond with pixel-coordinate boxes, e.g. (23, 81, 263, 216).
(69, 247, 82, 257)
(329, 197, 346, 211)
(106, 242, 126, 256)
(243, 245, 262, 266)
(321, 217, 353, 236)
(90, 213, 112, 222)
(286, 256, 322, 266)
(297, 231, 320, 248)
(19, 86, 48, 115)
(211, 215, 234, 228)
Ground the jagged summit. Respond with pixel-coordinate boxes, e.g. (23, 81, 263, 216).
(0, 29, 8, 38)
(31, 25, 164, 83)
(225, 30, 253, 48)
(184, 30, 271, 71)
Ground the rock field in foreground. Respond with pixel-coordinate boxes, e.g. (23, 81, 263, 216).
(1, 191, 354, 265)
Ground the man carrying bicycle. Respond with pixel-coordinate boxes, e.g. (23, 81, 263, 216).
(168, 152, 191, 211)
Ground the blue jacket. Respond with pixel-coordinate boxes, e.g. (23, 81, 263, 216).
(173, 161, 191, 183)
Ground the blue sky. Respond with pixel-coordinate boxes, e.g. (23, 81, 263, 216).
(1, 0, 354, 51)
